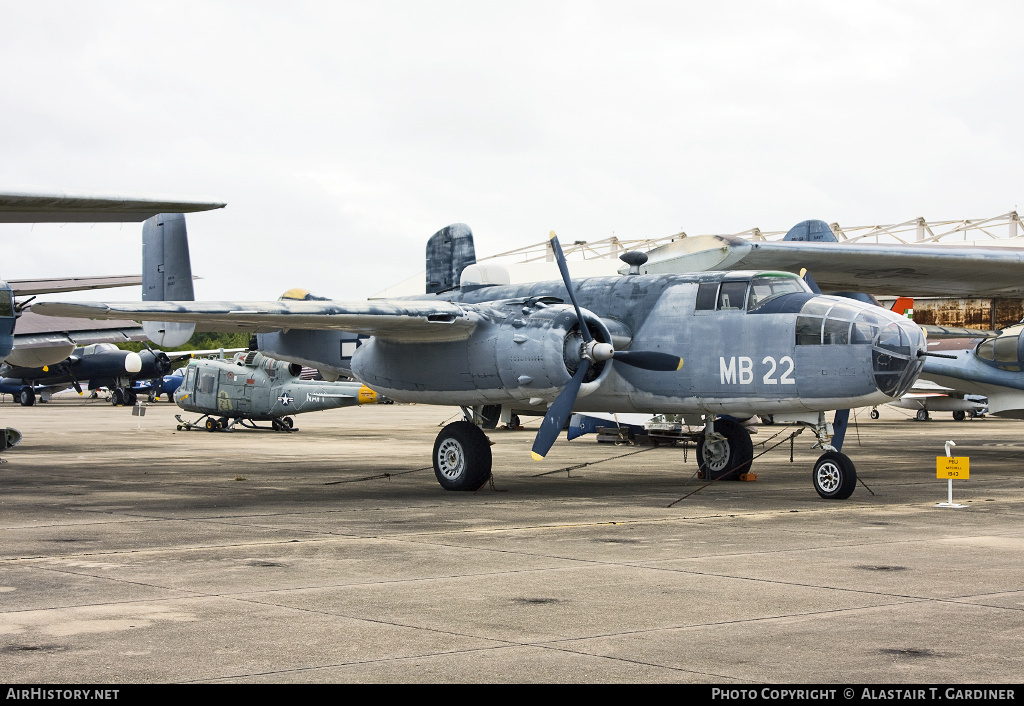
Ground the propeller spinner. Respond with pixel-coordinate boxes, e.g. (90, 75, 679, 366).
(530, 232, 682, 461)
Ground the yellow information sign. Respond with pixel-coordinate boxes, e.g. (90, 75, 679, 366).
(937, 456, 969, 479)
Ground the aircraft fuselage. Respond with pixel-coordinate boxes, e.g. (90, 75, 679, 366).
(346, 271, 926, 416)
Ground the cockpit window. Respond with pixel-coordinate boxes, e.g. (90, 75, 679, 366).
(717, 281, 748, 310)
(800, 299, 835, 318)
(796, 298, 885, 346)
(747, 275, 808, 311)
(695, 282, 718, 311)
(823, 318, 850, 345)
(977, 334, 1021, 363)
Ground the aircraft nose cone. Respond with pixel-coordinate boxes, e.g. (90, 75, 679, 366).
(871, 316, 925, 398)
(124, 351, 143, 374)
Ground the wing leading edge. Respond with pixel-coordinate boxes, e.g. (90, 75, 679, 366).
(0, 190, 225, 223)
(31, 300, 486, 343)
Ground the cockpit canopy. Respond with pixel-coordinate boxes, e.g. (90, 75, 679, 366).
(695, 272, 811, 312)
(79, 343, 120, 355)
(975, 324, 1024, 371)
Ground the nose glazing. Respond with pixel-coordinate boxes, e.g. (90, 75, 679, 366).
(872, 318, 925, 397)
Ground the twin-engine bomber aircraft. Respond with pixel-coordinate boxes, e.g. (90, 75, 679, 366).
(35, 223, 929, 500)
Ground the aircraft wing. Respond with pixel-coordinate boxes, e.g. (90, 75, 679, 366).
(0, 190, 225, 223)
(31, 300, 487, 343)
(637, 235, 1024, 297)
(920, 324, 999, 340)
(8, 275, 144, 296)
(12, 310, 146, 348)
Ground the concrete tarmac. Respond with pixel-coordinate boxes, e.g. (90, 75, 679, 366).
(1, 396, 1022, 684)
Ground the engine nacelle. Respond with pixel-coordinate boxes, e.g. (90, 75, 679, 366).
(492, 302, 612, 402)
(351, 300, 614, 405)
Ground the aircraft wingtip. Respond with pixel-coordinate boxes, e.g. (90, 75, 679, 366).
(531, 451, 544, 462)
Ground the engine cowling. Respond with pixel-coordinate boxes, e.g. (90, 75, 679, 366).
(350, 300, 614, 405)
(492, 302, 613, 403)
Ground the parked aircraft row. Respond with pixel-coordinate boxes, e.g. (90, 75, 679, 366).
(12, 191, 1024, 503)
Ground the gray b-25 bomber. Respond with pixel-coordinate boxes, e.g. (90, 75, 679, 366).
(174, 350, 379, 432)
(37, 222, 931, 499)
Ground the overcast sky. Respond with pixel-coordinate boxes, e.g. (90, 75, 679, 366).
(1, 1, 1021, 301)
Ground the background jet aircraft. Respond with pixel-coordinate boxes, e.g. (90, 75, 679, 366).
(173, 350, 379, 432)
(36, 222, 929, 500)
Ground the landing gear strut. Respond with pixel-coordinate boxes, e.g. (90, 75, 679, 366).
(803, 412, 857, 500)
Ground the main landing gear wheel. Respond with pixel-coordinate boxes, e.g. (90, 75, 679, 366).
(110, 388, 124, 406)
(18, 387, 35, 407)
(915, 409, 930, 422)
(813, 451, 857, 500)
(433, 421, 492, 491)
(205, 418, 218, 431)
(870, 409, 879, 420)
(696, 418, 754, 481)
(952, 410, 966, 421)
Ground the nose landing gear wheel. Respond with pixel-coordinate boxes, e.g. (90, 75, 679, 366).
(813, 451, 857, 499)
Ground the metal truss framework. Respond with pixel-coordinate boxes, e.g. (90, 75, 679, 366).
(481, 211, 1024, 264)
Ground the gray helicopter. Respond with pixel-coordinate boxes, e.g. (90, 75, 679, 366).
(173, 350, 379, 432)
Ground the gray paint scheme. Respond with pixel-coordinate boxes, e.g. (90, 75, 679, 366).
(141, 213, 195, 347)
(425, 223, 476, 294)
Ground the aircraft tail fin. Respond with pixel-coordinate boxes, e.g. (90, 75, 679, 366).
(891, 296, 914, 319)
(783, 220, 837, 242)
(425, 223, 476, 294)
(142, 213, 196, 347)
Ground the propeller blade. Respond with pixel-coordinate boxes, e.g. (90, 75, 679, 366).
(799, 268, 822, 294)
(531, 359, 591, 460)
(549, 232, 592, 343)
(154, 351, 172, 375)
(612, 350, 683, 372)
